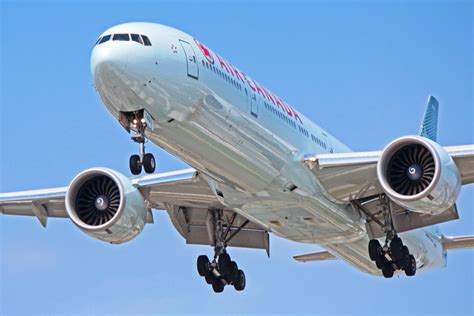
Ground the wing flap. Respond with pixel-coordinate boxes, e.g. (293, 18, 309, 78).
(293, 251, 337, 262)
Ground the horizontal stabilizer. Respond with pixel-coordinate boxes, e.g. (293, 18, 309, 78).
(442, 235, 474, 250)
(293, 251, 337, 262)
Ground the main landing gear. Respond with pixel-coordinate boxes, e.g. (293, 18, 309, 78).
(360, 195, 417, 278)
(368, 235, 416, 278)
(196, 210, 247, 293)
(129, 114, 155, 175)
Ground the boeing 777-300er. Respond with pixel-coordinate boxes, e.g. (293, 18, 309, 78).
(1, 22, 473, 293)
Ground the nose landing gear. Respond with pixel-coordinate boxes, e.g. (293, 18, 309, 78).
(128, 115, 156, 175)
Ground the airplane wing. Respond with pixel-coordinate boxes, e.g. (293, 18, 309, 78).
(441, 235, 474, 250)
(304, 144, 474, 203)
(0, 168, 269, 252)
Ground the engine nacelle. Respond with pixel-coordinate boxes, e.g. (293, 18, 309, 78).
(377, 136, 461, 215)
(65, 168, 147, 244)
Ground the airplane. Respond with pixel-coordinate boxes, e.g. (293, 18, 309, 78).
(1, 22, 473, 293)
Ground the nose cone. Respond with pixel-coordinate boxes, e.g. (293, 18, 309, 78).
(91, 43, 129, 86)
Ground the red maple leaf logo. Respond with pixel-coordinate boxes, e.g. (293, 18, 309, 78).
(194, 38, 214, 64)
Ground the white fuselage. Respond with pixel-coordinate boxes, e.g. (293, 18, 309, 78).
(91, 22, 446, 275)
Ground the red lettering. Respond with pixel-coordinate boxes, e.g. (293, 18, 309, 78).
(280, 99, 293, 116)
(228, 63, 245, 84)
(241, 72, 256, 91)
(252, 80, 267, 99)
(262, 87, 276, 105)
(216, 54, 230, 73)
(274, 95, 285, 111)
(291, 107, 303, 124)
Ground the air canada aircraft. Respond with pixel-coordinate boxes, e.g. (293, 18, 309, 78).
(1, 22, 473, 293)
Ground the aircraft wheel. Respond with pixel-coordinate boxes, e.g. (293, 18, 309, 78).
(390, 236, 404, 260)
(368, 239, 382, 261)
(225, 261, 238, 283)
(212, 277, 225, 293)
(382, 262, 394, 278)
(143, 153, 156, 174)
(404, 255, 417, 277)
(375, 255, 385, 269)
(129, 155, 142, 175)
(218, 253, 231, 274)
(197, 255, 209, 277)
(400, 246, 410, 269)
(204, 271, 214, 284)
(233, 270, 246, 291)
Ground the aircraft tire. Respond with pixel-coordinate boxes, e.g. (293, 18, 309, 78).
(390, 236, 404, 260)
(218, 253, 231, 274)
(212, 277, 225, 293)
(381, 263, 394, 278)
(233, 270, 246, 291)
(143, 153, 156, 173)
(129, 155, 142, 175)
(368, 239, 382, 261)
(197, 255, 209, 277)
(404, 255, 416, 277)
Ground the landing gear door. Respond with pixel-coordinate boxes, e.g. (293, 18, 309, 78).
(179, 40, 198, 79)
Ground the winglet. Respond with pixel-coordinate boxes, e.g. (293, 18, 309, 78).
(419, 96, 439, 141)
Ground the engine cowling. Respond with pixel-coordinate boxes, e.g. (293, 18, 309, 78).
(377, 136, 461, 215)
(65, 168, 147, 244)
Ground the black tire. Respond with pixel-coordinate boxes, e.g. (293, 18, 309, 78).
(197, 255, 209, 277)
(400, 246, 410, 269)
(405, 255, 417, 277)
(227, 261, 238, 283)
(381, 262, 394, 278)
(368, 239, 382, 261)
(375, 255, 384, 269)
(218, 253, 231, 274)
(143, 153, 156, 174)
(204, 271, 214, 284)
(390, 236, 403, 260)
(129, 155, 141, 175)
(212, 277, 225, 293)
(233, 270, 246, 291)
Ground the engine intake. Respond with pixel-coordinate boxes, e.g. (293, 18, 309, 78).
(377, 136, 461, 215)
(66, 168, 147, 244)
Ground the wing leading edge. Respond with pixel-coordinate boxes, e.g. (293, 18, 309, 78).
(304, 144, 474, 203)
(0, 168, 269, 252)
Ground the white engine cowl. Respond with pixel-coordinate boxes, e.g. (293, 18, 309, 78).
(377, 136, 461, 215)
(65, 168, 147, 244)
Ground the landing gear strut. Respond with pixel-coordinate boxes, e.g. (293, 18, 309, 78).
(359, 195, 417, 278)
(128, 113, 155, 175)
(196, 210, 247, 293)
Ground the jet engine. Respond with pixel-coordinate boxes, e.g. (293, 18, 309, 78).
(65, 168, 147, 243)
(377, 136, 461, 215)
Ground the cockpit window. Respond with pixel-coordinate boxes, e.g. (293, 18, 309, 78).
(141, 35, 152, 46)
(98, 35, 111, 44)
(95, 37, 102, 45)
(131, 33, 143, 44)
(113, 33, 130, 41)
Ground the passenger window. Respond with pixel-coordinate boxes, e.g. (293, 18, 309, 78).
(113, 33, 130, 41)
(142, 35, 152, 46)
(131, 34, 143, 44)
(99, 35, 111, 44)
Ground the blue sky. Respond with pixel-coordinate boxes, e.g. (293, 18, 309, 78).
(1, 1, 472, 315)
